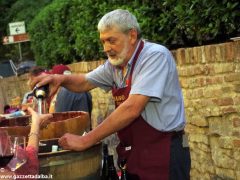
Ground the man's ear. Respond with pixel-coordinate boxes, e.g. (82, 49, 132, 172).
(129, 29, 138, 45)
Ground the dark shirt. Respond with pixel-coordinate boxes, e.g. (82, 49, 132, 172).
(55, 87, 92, 114)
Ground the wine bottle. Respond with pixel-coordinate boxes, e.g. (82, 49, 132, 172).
(101, 143, 109, 180)
(119, 159, 128, 180)
(33, 85, 49, 114)
(107, 155, 119, 180)
(33, 85, 49, 99)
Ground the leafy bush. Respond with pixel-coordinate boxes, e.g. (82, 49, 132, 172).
(28, 0, 240, 66)
(0, 0, 52, 61)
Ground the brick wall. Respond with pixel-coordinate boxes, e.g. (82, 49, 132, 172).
(173, 41, 240, 180)
(1, 41, 240, 179)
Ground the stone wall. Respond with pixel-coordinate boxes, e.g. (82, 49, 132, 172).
(0, 74, 29, 111)
(173, 41, 240, 180)
(0, 41, 240, 179)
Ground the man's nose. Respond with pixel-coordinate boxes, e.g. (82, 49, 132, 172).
(103, 43, 111, 53)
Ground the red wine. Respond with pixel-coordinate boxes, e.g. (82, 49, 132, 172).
(0, 155, 14, 167)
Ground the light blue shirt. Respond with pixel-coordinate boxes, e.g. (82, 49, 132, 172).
(86, 40, 186, 131)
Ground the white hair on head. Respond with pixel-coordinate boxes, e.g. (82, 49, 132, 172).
(98, 9, 141, 39)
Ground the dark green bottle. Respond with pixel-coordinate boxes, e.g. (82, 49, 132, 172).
(33, 84, 49, 99)
(119, 159, 128, 180)
(33, 85, 49, 114)
(107, 155, 119, 180)
(101, 143, 109, 180)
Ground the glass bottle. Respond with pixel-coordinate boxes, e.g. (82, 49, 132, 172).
(33, 85, 49, 99)
(119, 159, 127, 180)
(107, 155, 119, 180)
(101, 143, 109, 180)
(33, 85, 49, 114)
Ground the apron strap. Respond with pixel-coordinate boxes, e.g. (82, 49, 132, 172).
(128, 40, 144, 86)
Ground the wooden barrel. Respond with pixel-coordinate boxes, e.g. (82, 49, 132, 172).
(39, 138, 102, 180)
(0, 115, 31, 138)
(0, 111, 90, 140)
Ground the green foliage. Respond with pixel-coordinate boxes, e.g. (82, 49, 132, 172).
(3, 0, 240, 66)
(6, 0, 52, 26)
(29, 0, 104, 67)
(0, 0, 18, 61)
(163, 0, 240, 47)
(0, 0, 52, 62)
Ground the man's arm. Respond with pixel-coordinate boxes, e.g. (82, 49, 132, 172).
(58, 94, 149, 151)
(61, 74, 96, 92)
(31, 73, 96, 97)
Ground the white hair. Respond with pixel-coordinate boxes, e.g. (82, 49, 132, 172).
(98, 9, 141, 39)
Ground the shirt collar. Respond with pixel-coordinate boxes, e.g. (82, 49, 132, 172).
(127, 40, 142, 67)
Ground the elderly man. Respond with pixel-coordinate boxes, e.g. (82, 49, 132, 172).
(31, 9, 191, 180)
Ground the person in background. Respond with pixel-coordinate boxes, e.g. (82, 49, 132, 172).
(31, 9, 191, 179)
(3, 105, 18, 114)
(21, 91, 34, 105)
(0, 107, 52, 180)
(49, 64, 92, 117)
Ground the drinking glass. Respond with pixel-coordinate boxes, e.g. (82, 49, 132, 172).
(0, 130, 13, 172)
(7, 136, 27, 171)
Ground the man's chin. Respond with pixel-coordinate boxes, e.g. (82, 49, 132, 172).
(108, 58, 125, 66)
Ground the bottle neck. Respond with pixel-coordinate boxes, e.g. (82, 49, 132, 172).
(119, 159, 127, 180)
(33, 85, 49, 99)
(107, 155, 118, 179)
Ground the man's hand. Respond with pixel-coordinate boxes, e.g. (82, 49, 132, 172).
(30, 73, 63, 97)
(58, 133, 91, 151)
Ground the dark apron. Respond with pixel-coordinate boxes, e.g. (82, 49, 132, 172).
(112, 41, 173, 180)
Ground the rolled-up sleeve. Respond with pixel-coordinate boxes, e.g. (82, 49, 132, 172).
(86, 61, 114, 91)
(131, 51, 169, 102)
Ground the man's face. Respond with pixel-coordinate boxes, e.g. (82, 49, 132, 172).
(100, 27, 137, 67)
